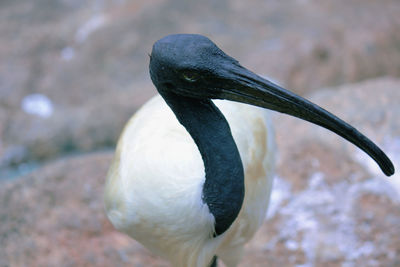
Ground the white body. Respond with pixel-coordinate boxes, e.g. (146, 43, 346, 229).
(105, 95, 276, 267)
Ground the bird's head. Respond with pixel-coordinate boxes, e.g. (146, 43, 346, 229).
(149, 34, 395, 177)
(149, 34, 240, 99)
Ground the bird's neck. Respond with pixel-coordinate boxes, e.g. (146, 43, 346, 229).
(160, 91, 244, 236)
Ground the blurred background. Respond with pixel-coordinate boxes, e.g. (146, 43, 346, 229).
(1, 0, 400, 266)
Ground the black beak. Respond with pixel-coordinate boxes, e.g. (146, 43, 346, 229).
(219, 64, 395, 176)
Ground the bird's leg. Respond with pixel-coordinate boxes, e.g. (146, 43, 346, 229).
(209, 256, 218, 267)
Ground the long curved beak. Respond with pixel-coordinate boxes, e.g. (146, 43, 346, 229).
(219, 64, 395, 177)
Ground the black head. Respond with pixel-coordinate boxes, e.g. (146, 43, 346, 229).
(149, 34, 239, 99)
(148, 34, 395, 177)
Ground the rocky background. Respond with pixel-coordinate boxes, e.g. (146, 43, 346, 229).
(1, 0, 399, 266)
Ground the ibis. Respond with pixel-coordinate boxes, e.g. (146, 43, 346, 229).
(104, 34, 394, 267)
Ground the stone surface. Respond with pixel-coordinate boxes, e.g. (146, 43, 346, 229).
(0, 152, 169, 267)
(1, 0, 400, 169)
(241, 77, 400, 266)
(1, 78, 399, 266)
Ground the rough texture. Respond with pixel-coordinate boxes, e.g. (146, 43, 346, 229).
(1, 0, 400, 169)
(1, 78, 399, 266)
(0, 152, 169, 267)
(242, 77, 400, 266)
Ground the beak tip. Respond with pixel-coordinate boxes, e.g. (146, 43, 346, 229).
(385, 164, 395, 177)
(379, 154, 395, 177)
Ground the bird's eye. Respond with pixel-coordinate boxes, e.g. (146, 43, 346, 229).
(182, 72, 199, 82)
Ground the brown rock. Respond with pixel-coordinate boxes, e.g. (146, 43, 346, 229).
(0, 152, 169, 267)
(241, 77, 400, 266)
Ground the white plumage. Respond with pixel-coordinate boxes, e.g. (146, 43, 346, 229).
(105, 95, 275, 266)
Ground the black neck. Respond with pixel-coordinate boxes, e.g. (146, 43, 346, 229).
(160, 91, 244, 236)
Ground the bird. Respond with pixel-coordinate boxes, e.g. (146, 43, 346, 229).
(104, 34, 394, 267)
